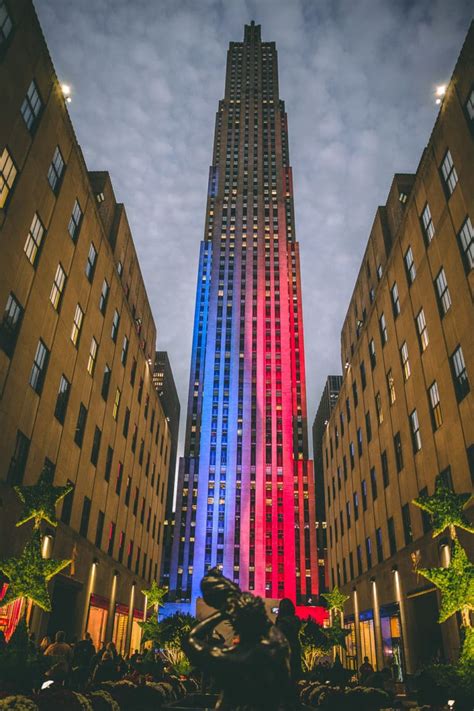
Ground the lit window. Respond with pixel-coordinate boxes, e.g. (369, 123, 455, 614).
(416, 309, 429, 352)
(68, 199, 83, 242)
(99, 279, 109, 314)
(0, 292, 23, 357)
(50, 263, 67, 310)
(112, 387, 121, 420)
(391, 282, 400, 317)
(421, 203, 435, 244)
(428, 381, 442, 430)
(20, 79, 42, 132)
(379, 312, 388, 345)
(0, 1, 13, 46)
(29, 339, 49, 394)
(0, 146, 18, 208)
(71, 304, 84, 347)
(85, 242, 97, 282)
(87, 337, 98, 375)
(450, 345, 470, 402)
(387, 369, 396, 405)
(404, 246, 416, 285)
(111, 309, 120, 342)
(24, 213, 45, 266)
(457, 217, 474, 273)
(400, 342, 410, 380)
(435, 268, 451, 316)
(47, 146, 65, 193)
(410, 409, 422, 453)
(440, 149, 458, 196)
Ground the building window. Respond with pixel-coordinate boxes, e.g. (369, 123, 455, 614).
(74, 403, 88, 447)
(356, 545, 363, 575)
(87, 337, 98, 376)
(50, 263, 67, 310)
(352, 381, 358, 407)
(111, 309, 120, 342)
(112, 388, 121, 420)
(349, 441, 355, 469)
(394, 432, 404, 472)
(353, 492, 359, 521)
(360, 361, 366, 390)
(99, 279, 109, 314)
(346, 501, 351, 529)
(47, 146, 65, 194)
(435, 268, 451, 316)
(440, 149, 458, 196)
(121, 335, 129, 366)
(421, 203, 435, 245)
(0, 1, 13, 46)
(361, 479, 367, 510)
(29, 339, 49, 394)
(365, 411, 372, 442)
(400, 341, 410, 380)
(369, 338, 376, 369)
(101, 364, 111, 401)
(20, 79, 42, 132)
(85, 243, 97, 282)
(7, 430, 30, 485)
(428, 381, 443, 430)
(0, 147, 17, 208)
(391, 282, 400, 318)
(416, 309, 429, 352)
(116, 462, 123, 495)
(357, 427, 363, 456)
(95, 511, 105, 548)
(381, 449, 389, 487)
(379, 312, 388, 345)
(104, 446, 113, 483)
(387, 369, 396, 405)
(457, 217, 473, 273)
(404, 246, 416, 285)
(68, 199, 83, 242)
(0, 292, 23, 357)
(91, 426, 102, 466)
(365, 537, 372, 569)
(370, 466, 377, 500)
(123, 407, 130, 437)
(450, 345, 470, 402)
(79, 496, 91, 537)
(54, 375, 70, 424)
(71, 304, 84, 347)
(402, 504, 413, 544)
(24, 213, 45, 266)
(376, 528, 383, 563)
(410, 409, 422, 453)
(388, 517, 397, 556)
(375, 391, 383, 425)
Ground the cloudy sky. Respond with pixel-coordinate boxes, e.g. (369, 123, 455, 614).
(35, 0, 472, 461)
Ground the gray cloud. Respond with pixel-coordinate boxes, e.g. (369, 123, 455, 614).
(35, 0, 472, 463)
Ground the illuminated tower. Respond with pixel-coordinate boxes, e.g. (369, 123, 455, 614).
(169, 22, 318, 608)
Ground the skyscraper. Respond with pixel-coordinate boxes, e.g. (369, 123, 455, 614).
(169, 22, 318, 608)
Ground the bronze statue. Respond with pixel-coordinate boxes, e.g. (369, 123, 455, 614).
(183, 568, 293, 710)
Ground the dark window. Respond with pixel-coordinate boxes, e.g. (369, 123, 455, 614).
(369, 338, 376, 369)
(60, 483, 74, 525)
(353, 492, 359, 521)
(123, 407, 130, 437)
(21, 79, 42, 132)
(391, 282, 400, 318)
(47, 146, 65, 193)
(85, 243, 97, 282)
(379, 312, 388, 345)
(366, 536, 372, 569)
(118, 532, 125, 563)
(107, 522, 116, 556)
(457, 217, 474, 273)
(7, 430, 30, 485)
(346, 501, 351, 529)
(0, 2, 14, 47)
(450, 345, 470, 401)
(127, 541, 134, 569)
(101, 365, 111, 401)
(99, 279, 109, 314)
(79, 496, 91, 537)
(435, 268, 451, 316)
(74, 403, 88, 447)
(388, 517, 397, 556)
(121, 336, 129, 366)
(95, 510, 105, 548)
(362, 479, 367, 511)
(365, 411, 372, 442)
(125, 476, 131, 506)
(421, 203, 435, 245)
(68, 199, 82, 242)
(138, 377, 144, 404)
(116, 462, 123, 495)
(352, 381, 358, 408)
(357, 545, 363, 575)
(104, 446, 113, 482)
(402, 504, 413, 544)
(0, 292, 23, 357)
(370, 466, 377, 500)
(130, 358, 137, 386)
(394, 432, 404, 472)
(133, 487, 139, 516)
(437, 466, 453, 490)
(381, 450, 389, 487)
(440, 149, 458, 196)
(90, 426, 102, 466)
(29, 339, 49, 394)
(360, 361, 366, 390)
(349, 441, 355, 469)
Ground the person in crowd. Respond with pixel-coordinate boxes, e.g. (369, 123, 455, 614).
(359, 655, 375, 683)
(106, 641, 118, 660)
(73, 633, 96, 688)
(275, 598, 302, 682)
(92, 650, 120, 683)
(44, 631, 73, 683)
(39, 635, 51, 653)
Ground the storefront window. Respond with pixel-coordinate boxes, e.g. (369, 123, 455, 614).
(343, 616, 357, 670)
(0, 585, 25, 641)
(113, 603, 129, 655)
(87, 594, 108, 650)
(359, 610, 376, 669)
(380, 603, 404, 681)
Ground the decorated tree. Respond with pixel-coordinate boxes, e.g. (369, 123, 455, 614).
(412, 481, 474, 664)
(142, 580, 168, 617)
(140, 612, 197, 675)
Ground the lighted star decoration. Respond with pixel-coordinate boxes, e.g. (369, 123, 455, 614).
(412, 481, 473, 539)
(142, 580, 167, 610)
(325, 617, 351, 649)
(14, 467, 73, 529)
(418, 539, 474, 623)
(322, 586, 349, 612)
(0, 530, 71, 611)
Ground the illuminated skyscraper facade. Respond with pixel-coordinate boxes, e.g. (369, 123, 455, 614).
(169, 22, 318, 607)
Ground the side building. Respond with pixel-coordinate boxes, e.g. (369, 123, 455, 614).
(0, 0, 172, 652)
(322, 26, 473, 675)
(153, 351, 180, 588)
(312, 375, 342, 596)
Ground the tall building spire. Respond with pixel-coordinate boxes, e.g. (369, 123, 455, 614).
(169, 24, 318, 608)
